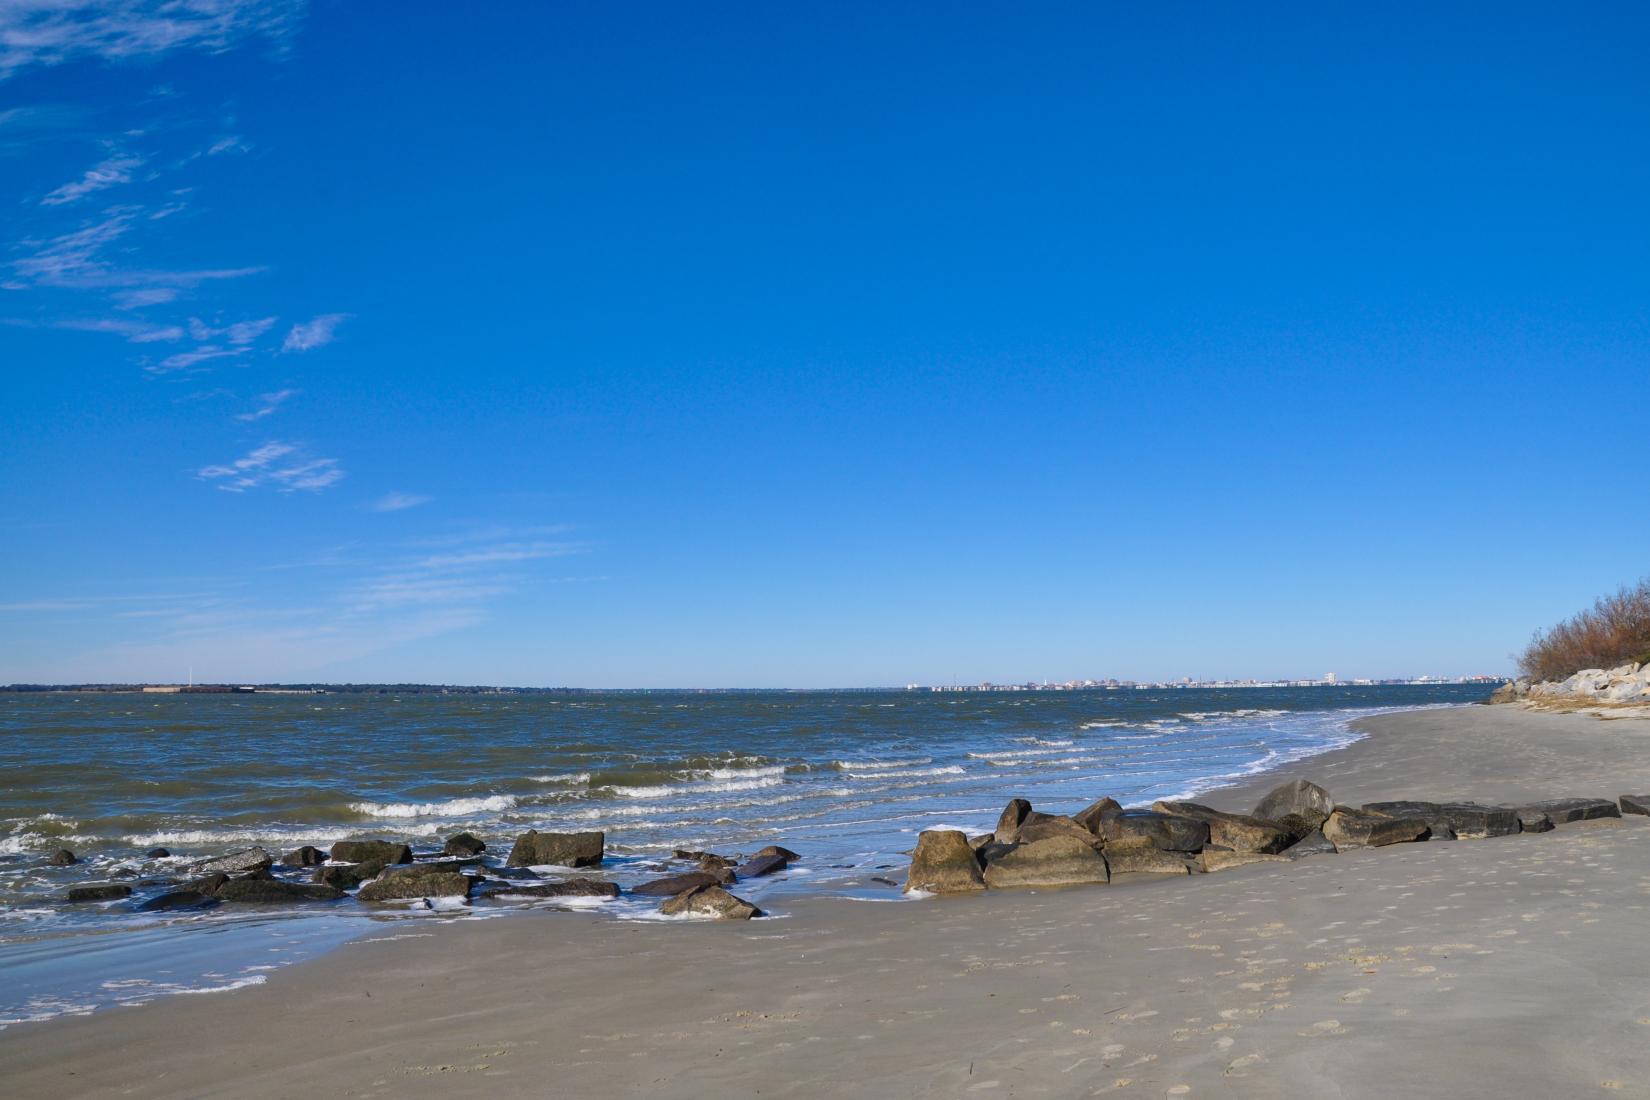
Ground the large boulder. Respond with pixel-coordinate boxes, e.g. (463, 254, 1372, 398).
(904, 829, 986, 894)
(1515, 798, 1621, 824)
(443, 833, 487, 857)
(279, 846, 326, 867)
(1621, 795, 1650, 817)
(736, 853, 789, 878)
(330, 840, 414, 865)
(1097, 810, 1209, 852)
(506, 830, 604, 868)
(135, 889, 216, 912)
(489, 878, 619, 899)
(216, 879, 344, 903)
(199, 847, 274, 874)
(65, 884, 132, 902)
(751, 845, 799, 861)
(1106, 846, 1193, 875)
(981, 835, 1109, 889)
(1252, 780, 1334, 828)
(1016, 815, 1104, 849)
(1071, 796, 1122, 834)
(1322, 809, 1429, 851)
(357, 871, 472, 902)
(314, 861, 387, 890)
(993, 799, 1033, 844)
(632, 871, 733, 896)
(1281, 829, 1338, 859)
(660, 884, 761, 919)
(183, 872, 230, 896)
(1361, 801, 1520, 839)
(1151, 802, 1292, 853)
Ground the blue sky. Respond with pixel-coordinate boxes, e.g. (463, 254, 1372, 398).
(2, 2, 1646, 687)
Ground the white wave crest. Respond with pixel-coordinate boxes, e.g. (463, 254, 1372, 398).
(606, 776, 785, 800)
(966, 747, 1077, 760)
(841, 765, 964, 780)
(700, 765, 787, 780)
(832, 757, 931, 770)
(528, 772, 591, 785)
(349, 795, 517, 818)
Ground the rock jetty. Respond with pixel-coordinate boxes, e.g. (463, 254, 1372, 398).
(1493, 662, 1650, 710)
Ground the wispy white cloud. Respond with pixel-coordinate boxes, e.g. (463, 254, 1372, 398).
(415, 541, 586, 570)
(197, 439, 343, 492)
(9, 210, 264, 291)
(150, 344, 250, 373)
(113, 286, 177, 308)
(369, 491, 431, 513)
(281, 311, 347, 352)
(188, 314, 276, 344)
(0, 1, 308, 80)
(55, 316, 183, 342)
(206, 134, 250, 155)
(235, 388, 298, 421)
(41, 152, 145, 205)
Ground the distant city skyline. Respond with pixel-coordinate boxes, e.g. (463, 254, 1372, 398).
(3, 4, 1647, 687)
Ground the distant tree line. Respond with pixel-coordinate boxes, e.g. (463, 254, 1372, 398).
(1518, 576, 1650, 681)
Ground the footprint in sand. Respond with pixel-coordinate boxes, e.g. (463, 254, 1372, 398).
(1225, 1053, 1265, 1076)
(1340, 988, 1371, 1003)
(1298, 1019, 1347, 1037)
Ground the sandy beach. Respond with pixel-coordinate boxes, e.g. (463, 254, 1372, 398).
(3, 704, 1648, 1098)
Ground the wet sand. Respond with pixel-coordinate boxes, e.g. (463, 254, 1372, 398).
(3, 705, 1649, 1098)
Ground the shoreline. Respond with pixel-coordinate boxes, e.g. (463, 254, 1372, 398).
(4, 704, 1649, 1096)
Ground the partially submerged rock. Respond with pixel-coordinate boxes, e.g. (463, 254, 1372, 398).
(357, 871, 471, 902)
(1322, 809, 1429, 851)
(443, 833, 486, 858)
(65, 884, 132, 902)
(660, 884, 761, 919)
(135, 889, 216, 912)
(198, 847, 274, 874)
(279, 846, 326, 867)
(314, 861, 387, 890)
(216, 879, 344, 903)
(144, 847, 171, 859)
(904, 829, 986, 894)
(1361, 801, 1519, 839)
(1097, 810, 1209, 852)
(329, 840, 413, 865)
(490, 878, 619, 899)
(505, 830, 604, 868)
(1151, 802, 1294, 853)
(47, 849, 76, 866)
(632, 871, 734, 896)
(981, 835, 1109, 889)
(736, 853, 789, 878)
(1516, 798, 1621, 824)
(751, 845, 799, 861)
(1252, 780, 1335, 829)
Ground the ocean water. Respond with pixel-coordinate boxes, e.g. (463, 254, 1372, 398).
(0, 684, 1488, 1024)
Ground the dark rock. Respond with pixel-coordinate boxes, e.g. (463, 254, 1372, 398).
(443, 832, 486, 858)
(1621, 795, 1650, 817)
(279, 845, 326, 867)
(198, 847, 274, 874)
(144, 847, 171, 859)
(357, 871, 471, 902)
(329, 840, 414, 865)
(1151, 802, 1293, 853)
(736, 853, 788, 878)
(381, 859, 465, 877)
(1428, 824, 1457, 840)
(904, 829, 986, 894)
(314, 860, 387, 890)
(1097, 810, 1210, 853)
(1016, 815, 1104, 849)
(982, 836, 1109, 888)
(1361, 801, 1519, 839)
(1281, 829, 1338, 859)
(1252, 780, 1335, 829)
(47, 849, 77, 866)
(112, 867, 138, 878)
(632, 871, 733, 896)
(136, 889, 216, 912)
(1515, 798, 1621, 824)
(505, 830, 604, 868)
(994, 798, 1033, 844)
(1107, 846, 1194, 875)
(1322, 809, 1429, 851)
(184, 872, 230, 896)
(1517, 811, 1554, 833)
(216, 879, 344, 903)
(752, 845, 799, 861)
(491, 866, 541, 880)
(659, 884, 761, 919)
(65, 884, 132, 902)
(489, 878, 619, 899)
(1071, 796, 1122, 834)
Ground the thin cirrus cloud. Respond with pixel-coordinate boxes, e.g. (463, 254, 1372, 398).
(235, 388, 298, 421)
(281, 312, 347, 352)
(54, 316, 183, 342)
(196, 439, 343, 492)
(369, 491, 431, 513)
(0, 0, 309, 80)
(41, 152, 146, 206)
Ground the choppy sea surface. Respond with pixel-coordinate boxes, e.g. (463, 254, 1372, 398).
(0, 684, 1488, 1025)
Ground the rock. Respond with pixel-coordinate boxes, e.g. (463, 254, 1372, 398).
(752, 845, 799, 861)
(904, 829, 986, 894)
(1361, 801, 1520, 839)
(144, 847, 171, 859)
(443, 832, 486, 858)
(65, 884, 132, 902)
(1252, 780, 1335, 829)
(1106, 846, 1194, 875)
(1517, 811, 1554, 833)
(968, 834, 994, 852)
(47, 849, 77, 866)
(736, 853, 788, 878)
(697, 854, 735, 872)
(1322, 809, 1429, 851)
(380, 859, 466, 877)
(314, 861, 387, 890)
(1071, 796, 1122, 834)
(329, 840, 414, 865)
(994, 798, 1033, 844)
(659, 884, 761, 919)
(357, 871, 472, 902)
(1016, 815, 1104, 849)
(632, 871, 734, 896)
(1516, 798, 1621, 824)
(216, 879, 344, 903)
(1621, 795, 1650, 817)
(135, 889, 216, 912)
(1281, 829, 1338, 859)
(981, 835, 1110, 889)
(1428, 824, 1456, 840)
(1201, 850, 1290, 873)
(1098, 810, 1210, 852)
(1151, 802, 1294, 853)
(505, 830, 604, 868)
(1489, 682, 1521, 704)
(184, 872, 230, 896)
(490, 878, 619, 899)
(197, 847, 274, 874)
(279, 845, 326, 867)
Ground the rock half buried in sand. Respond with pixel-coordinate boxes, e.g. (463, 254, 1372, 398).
(735, 853, 789, 878)
(135, 889, 217, 912)
(1201, 850, 1290, 873)
(506, 830, 605, 868)
(632, 870, 735, 896)
(981, 835, 1109, 889)
(357, 871, 471, 902)
(904, 829, 985, 894)
(65, 884, 133, 902)
(1517, 810, 1553, 833)
(216, 879, 345, 903)
(1321, 809, 1429, 851)
(1516, 798, 1622, 824)
(660, 884, 761, 919)
(1621, 795, 1650, 817)
(444, 832, 486, 858)
(1098, 810, 1210, 852)
(1281, 829, 1338, 859)
(279, 845, 326, 867)
(199, 847, 274, 874)
(1252, 780, 1335, 829)
(1361, 801, 1520, 839)
(1151, 802, 1294, 853)
(330, 840, 414, 865)
(1071, 796, 1122, 834)
(491, 878, 619, 899)
(1106, 846, 1193, 875)
(994, 799, 1033, 844)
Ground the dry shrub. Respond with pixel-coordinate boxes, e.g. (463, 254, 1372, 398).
(1518, 577, 1650, 681)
